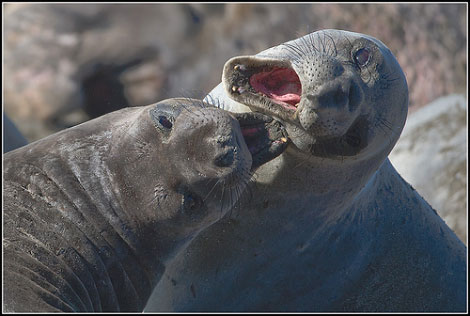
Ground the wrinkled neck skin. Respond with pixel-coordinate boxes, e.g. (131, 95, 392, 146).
(73, 106, 192, 287)
(66, 107, 225, 310)
(4, 106, 194, 312)
(249, 145, 387, 223)
(104, 107, 202, 265)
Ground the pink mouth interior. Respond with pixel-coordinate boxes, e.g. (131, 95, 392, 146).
(241, 126, 262, 138)
(249, 68, 302, 110)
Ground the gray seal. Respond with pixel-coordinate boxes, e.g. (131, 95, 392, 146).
(146, 30, 466, 312)
(3, 98, 287, 312)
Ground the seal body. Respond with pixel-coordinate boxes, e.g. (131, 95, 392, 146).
(3, 98, 287, 312)
(146, 30, 466, 312)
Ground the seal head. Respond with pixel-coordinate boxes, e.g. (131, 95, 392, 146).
(223, 29, 408, 161)
(136, 98, 286, 243)
(2, 98, 287, 312)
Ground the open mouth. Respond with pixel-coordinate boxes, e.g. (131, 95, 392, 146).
(223, 57, 370, 159)
(249, 67, 301, 111)
(225, 58, 302, 122)
(232, 111, 288, 170)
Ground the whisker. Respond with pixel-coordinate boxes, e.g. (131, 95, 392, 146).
(175, 99, 197, 116)
(204, 93, 223, 110)
(317, 32, 327, 54)
(324, 33, 337, 57)
(219, 179, 226, 217)
(228, 174, 235, 218)
(308, 32, 320, 55)
(299, 34, 313, 59)
(282, 43, 305, 62)
(203, 178, 222, 203)
(231, 178, 242, 219)
(203, 93, 215, 107)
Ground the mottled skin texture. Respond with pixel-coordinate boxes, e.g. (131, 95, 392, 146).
(3, 98, 256, 312)
(146, 30, 467, 312)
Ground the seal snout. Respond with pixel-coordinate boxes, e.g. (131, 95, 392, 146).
(305, 79, 351, 112)
(212, 135, 240, 169)
(223, 53, 365, 143)
(297, 77, 362, 134)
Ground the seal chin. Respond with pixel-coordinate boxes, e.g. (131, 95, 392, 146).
(287, 115, 370, 158)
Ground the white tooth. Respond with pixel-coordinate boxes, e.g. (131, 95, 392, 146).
(232, 86, 238, 92)
(234, 65, 240, 71)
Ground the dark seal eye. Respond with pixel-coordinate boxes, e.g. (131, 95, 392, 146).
(150, 106, 176, 134)
(354, 48, 371, 67)
(158, 115, 173, 129)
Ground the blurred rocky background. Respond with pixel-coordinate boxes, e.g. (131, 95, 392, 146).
(3, 3, 467, 243)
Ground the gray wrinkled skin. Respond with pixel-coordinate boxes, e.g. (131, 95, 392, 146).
(146, 30, 466, 312)
(3, 98, 253, 312)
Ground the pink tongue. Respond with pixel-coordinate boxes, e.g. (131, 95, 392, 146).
(250, 68, 301, 107)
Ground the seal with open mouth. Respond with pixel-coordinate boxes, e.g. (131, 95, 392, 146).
(221, 30, 406, 160)
(2, 98, 287, 312)
(146, 30, 466, 312)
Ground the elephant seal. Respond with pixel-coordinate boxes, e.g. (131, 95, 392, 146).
(3, 98, 287, 312)
(146, 30, 466, 312)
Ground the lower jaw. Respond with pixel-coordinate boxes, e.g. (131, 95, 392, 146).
(233, 112, 289, 171)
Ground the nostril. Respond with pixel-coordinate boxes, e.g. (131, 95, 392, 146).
(317, 86, 348, 109)
(214, 150, 234, 167)
(348, 83, 361, 112)
(334, 89, 347, 106)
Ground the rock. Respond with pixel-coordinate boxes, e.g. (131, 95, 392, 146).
(389, 94, 467, 244)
